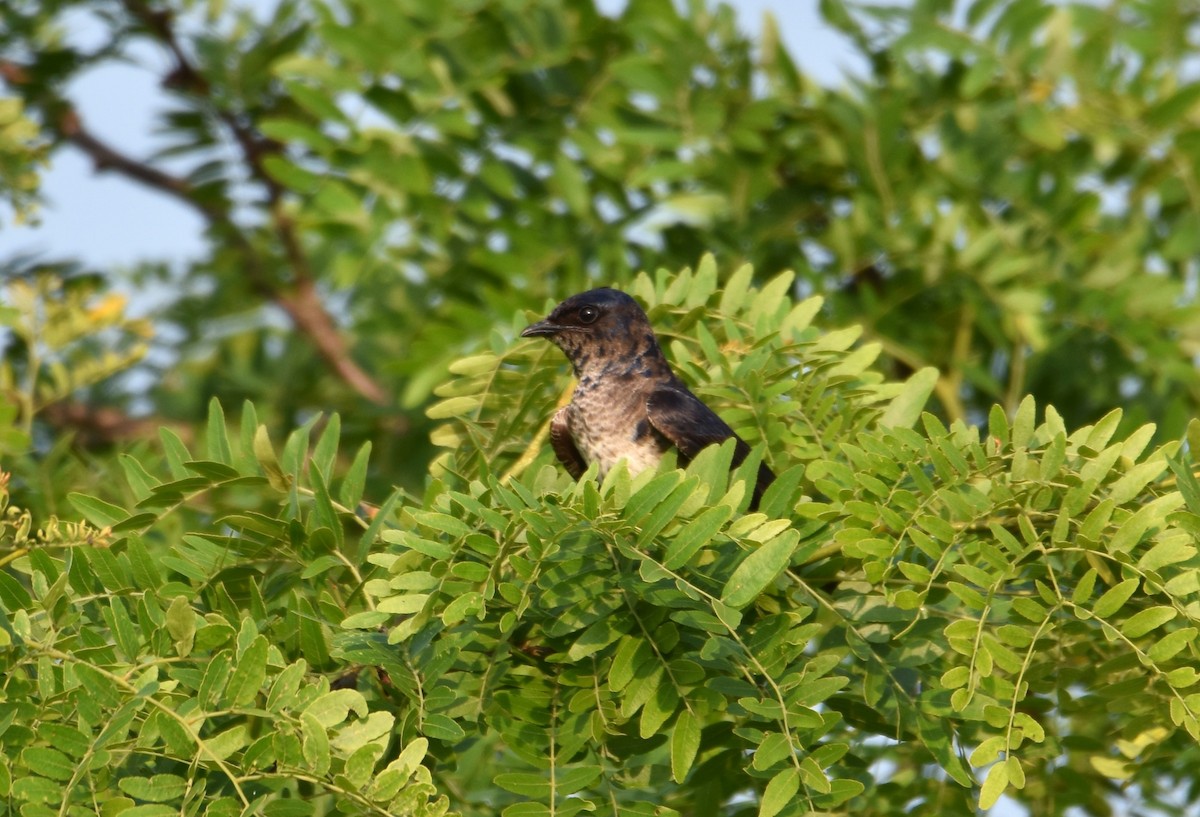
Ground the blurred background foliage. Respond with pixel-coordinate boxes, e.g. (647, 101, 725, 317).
(4, 0, 1200, 508)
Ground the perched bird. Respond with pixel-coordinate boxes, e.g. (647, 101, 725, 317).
(521, 288, 775, 508)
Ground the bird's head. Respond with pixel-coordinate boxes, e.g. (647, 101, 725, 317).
(522, 288, 663, 376)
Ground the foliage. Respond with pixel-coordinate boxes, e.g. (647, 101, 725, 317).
(5, 0, 1200, 813)
(0, 95, 44, 225)
(1, 276, 151, 433)
(3, 263, 1200, 817)
(819, 0, 1200, 438)
(5, 0, 1200, 494)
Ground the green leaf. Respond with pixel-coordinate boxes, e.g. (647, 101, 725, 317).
(495, 773, 550, 799)
(118, 775, 188, 803)
(980, 407, 1006, 452)
(1071, 569, 1097, 605)
(158, 428, 192, 479)
(237, 400, 259, 472)
(118, 807, 177, 817)
(301, 712, 331, 775)
(205, 724, 250, 760)
(798, 756, 831, 793)
(1094, 573, 1137, 619)
(1087, 409, 1124, 451)
(254, 425, 288, 490)
(409, 510, 473, 538)
(357, 488, 402, 564)
(671, 710, 701, 783)
(206, 398, 233, 464)
(624, 472, 683, 523)
(1109, 495, 1184, 553)
(879, 368, 938, 429)
(663, 504, 732, 569)
(309, 464, 342, 548)
(1017, 103, 1065, 150)
(119, 454, 159, 500)
(312, 413, 340, 479)
(760, 768, 800, 817)
(108, 597, 140, 661)
(74, 664, 121, 708)
(339, 441, 372, 509)
(719, 263, 754, 315)
(282, 413, 321, 479)
(1148, 627, 1196, 662)
(1121, 606, 1177, 639)
(499, 801, 549, 815)
(609, 637, 651, 692)
(224, 634, 268, 705)
(1138, 538, 1196, 572)
(422, 713, 467, 742)
(183, 460, 239, 480)
(199, 650, 233, 706)
(569, 616, 628, 661)
(638, 475, 700, 544)
(304, 689, 368, 728)
(555, 765, 603, 797)
(0, 569, 33, 610)
(752, 732, 794, 771)
(20, 747, 73, 781)
(263, 801, 314, 817)
(331, 711, 394, 754)
(722, 529, 799, 608)
(267, 660, 308, 712)
(1012, 395, 1036, 448)
(978, 761, 1009, 810)
(389, 736, 428, 778)
(1108, 457, 1169, 505)
(168, 592, 198, 657)
(639, 683, 679, 738)
(68, 493, 127, 528)
(426, 395, 482, 419)
(1168, 455, 1200, 515)
(969, 735, 1005, 767)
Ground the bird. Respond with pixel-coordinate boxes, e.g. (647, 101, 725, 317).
(521, 287, 775, 508)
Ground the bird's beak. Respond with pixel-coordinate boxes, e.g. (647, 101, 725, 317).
(521, 319, 558, 338)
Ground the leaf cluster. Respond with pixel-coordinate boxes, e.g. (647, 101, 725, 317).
(3, 261, 1198, 817)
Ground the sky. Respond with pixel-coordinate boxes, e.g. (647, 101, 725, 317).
(3, 0, 868, 272)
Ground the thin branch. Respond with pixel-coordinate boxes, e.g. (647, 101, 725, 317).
(57, 108, 221, 221)
(126, 0, 387, 404)
(277, 277, 387, 403)
(39, 401, 190, 448)
(4, 3, 389, 405)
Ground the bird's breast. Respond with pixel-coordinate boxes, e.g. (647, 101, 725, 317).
(568, 380, 668, 479)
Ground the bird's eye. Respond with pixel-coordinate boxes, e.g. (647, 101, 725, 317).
(578, 306, 600, 324)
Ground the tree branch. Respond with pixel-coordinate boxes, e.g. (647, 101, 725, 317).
(56, 108, 223, 222)
(2, 6, 388, 406)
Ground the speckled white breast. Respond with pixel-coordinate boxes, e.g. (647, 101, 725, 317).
(568, 378, 667, 479)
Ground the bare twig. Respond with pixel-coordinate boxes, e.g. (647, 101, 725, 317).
(40, 402, 192, 447)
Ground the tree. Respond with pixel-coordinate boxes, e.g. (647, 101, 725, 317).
(3, 0, 1200, 814)
(5, 0, 1200, 480)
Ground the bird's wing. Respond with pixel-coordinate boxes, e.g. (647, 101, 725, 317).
(646, 384, 776, 508)
(550, 406, 588, 479)
(645, 384, 744, 461)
